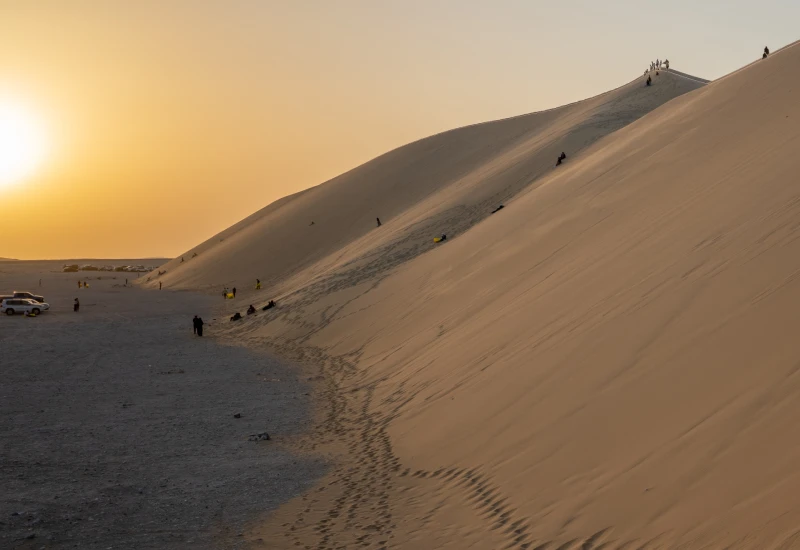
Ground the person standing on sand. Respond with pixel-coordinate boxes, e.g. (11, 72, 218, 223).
(193, 315, 200, 335)
(74, 298, 80, 312)
(232, 287, 237, 298)
(376, 217, 382, 227)
(196, 316, 204, 337)
(159, 281, 162, 290)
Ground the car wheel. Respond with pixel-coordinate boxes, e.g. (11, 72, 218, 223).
(32, 308, 40, 315)
(6, 309, 14, 315)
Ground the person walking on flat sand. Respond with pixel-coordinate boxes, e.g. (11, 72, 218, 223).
(193, 315, 204, 336)
(376, 217, 382, 227)
(73, 298, 80, 312)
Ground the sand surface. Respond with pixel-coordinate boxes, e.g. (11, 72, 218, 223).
(134, 43, 800, 550)
(0, 261, 324, 549)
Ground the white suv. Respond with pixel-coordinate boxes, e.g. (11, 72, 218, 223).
(1, 298, 50, 316)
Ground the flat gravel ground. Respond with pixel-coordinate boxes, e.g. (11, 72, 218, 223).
(0, 262, 324, 549)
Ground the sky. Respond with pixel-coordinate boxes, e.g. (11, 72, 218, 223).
(0, 0, 798, 260)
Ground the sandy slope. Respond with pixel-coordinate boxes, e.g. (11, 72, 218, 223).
(150, 69, 703, 294)
(168, 43, 800, 549)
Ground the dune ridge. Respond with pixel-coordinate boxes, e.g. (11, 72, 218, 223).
(153, 69, 703, 292)
(163, 42, 800, 549)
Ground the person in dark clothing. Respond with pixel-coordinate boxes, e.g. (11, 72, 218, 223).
(230, 312, 242, 321)
(376, 217, 382, 227)
(73, 298, 80, 312)
(764, 46, 770, 56)
(159, 281, 162, 290)
(262, 300, 276, 311)
(193, 315, 199, 334)
(196, 317, 204, 336)
(247, 305, 256, 315)
(646, 75, 652, 86)
(232, 287, 237, 298)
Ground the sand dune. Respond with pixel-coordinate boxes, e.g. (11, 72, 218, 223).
(152, 69, 703, 293)
(165, 42, 800, 549)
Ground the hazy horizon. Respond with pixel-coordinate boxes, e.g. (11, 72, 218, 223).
(1, 1, 798, 260)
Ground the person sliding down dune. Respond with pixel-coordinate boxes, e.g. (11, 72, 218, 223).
(247, 305, 256, 315)
(230, 312, 242, 321)
(555, 151, 567, 166)
(262, 300, 276, 311)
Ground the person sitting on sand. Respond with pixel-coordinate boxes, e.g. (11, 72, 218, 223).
(262, 300, 276, 311)
(247, 305, 256, 315)
(230, 312, 242, 321)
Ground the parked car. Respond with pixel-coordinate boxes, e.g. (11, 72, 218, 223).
(1, 298, 50, 315)
(13, 291, 45, 303)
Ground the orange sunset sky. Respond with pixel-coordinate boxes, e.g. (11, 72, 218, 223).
(1, 1, 797, 260)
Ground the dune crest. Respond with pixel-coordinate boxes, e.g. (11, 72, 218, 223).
(154, 69, 703, 292)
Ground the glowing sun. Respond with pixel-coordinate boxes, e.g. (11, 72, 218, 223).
(0, 101, 48, 189)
